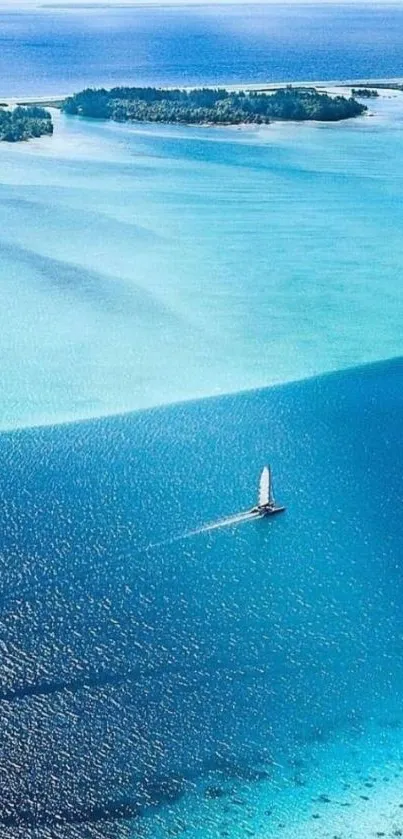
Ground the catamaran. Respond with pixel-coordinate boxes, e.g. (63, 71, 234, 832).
(250, 466, 285, 517)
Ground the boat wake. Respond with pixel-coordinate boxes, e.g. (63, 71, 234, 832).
(182, 508, 261, 538)
(147, 509, 260, 550)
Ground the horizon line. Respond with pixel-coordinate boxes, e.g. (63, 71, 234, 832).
(2, 0, 403, 9)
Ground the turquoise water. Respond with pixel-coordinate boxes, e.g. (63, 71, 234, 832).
(1, 8, 403, 836)
(1, 95, 403, 428)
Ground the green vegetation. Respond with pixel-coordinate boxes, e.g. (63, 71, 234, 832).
(345, 83, 403, 91)
(0, 105, 53, 142)
(62, 85, 367, 125)
(352, 88, 379, 98)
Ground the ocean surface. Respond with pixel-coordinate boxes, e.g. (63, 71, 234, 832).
(0, 357, 402, 839)
(1, 3, 403, 97)
(1, 5, 403, 839)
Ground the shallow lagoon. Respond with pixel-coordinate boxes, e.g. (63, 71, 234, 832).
(1, 95, 403, 429)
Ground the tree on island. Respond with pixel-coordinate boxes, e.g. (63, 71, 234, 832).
(0, 105, 53, 142)
(62, 86, 367, 126)
(351, 88, 379, 98)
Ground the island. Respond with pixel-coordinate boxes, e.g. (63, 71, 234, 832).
(0, 105, 53, 142)
(62, 85, 367, 125)
(351, 88, 379, 98)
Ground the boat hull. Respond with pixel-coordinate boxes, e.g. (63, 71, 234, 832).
(250, 504, 286, 517)
(261, 505, 285, 516)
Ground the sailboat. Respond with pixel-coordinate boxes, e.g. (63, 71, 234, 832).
(251, 466, 285, 517)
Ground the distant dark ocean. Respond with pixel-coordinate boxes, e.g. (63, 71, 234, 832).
(1, 3, 403, 96)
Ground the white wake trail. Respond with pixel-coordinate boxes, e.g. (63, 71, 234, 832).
(148, 508, 260, 550)
(187, 509, 260, 536)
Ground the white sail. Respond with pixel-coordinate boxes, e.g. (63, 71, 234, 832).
(258, 466, 270, 507)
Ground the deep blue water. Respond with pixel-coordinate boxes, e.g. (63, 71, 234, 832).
(1, 4, 403, 97)
(0, 357, 402, 836)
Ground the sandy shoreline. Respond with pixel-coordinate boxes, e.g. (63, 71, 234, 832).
(2, 76, 403, 106)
